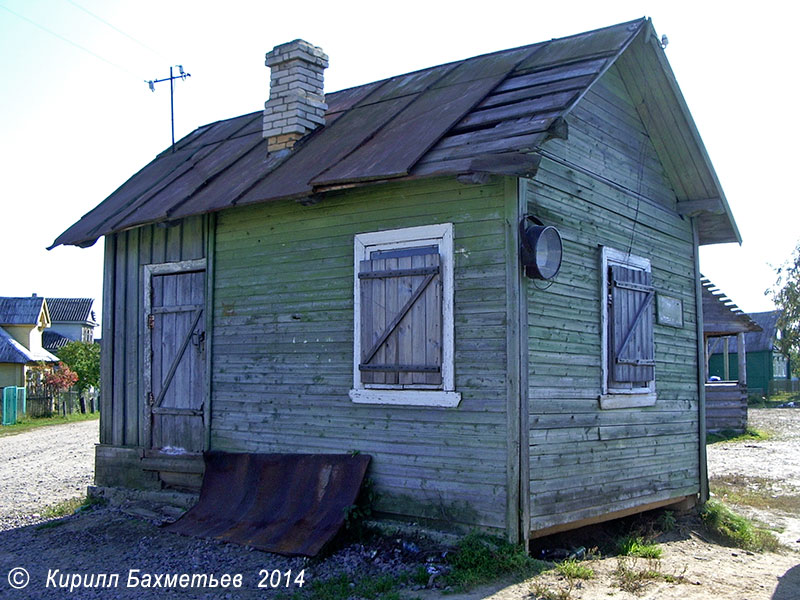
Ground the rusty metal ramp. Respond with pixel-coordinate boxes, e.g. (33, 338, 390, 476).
(165, 451, 371, 556)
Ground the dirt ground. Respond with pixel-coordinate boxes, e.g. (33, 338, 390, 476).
(417, 407, 800, 600)
(0, 409, 798, 599)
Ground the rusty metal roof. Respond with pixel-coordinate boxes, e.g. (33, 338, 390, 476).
(51, 18, 739, 249)
(165, 452, 371, 557)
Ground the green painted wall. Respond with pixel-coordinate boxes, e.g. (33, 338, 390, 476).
(212, 176, 513, 533)
(524, 64, 701, 532)
(708, 350, 786, 396)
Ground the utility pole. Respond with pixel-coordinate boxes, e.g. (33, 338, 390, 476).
(146, 65, 191, 153)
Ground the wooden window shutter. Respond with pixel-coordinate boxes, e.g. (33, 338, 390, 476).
(358, 247, 442, 386)
(609, 264, 655, 385)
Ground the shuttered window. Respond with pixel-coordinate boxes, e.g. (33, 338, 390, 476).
(350, 224, 460, 407)
(608, 264, 655, 388)
(359, 246, 443, 386)
(600, 247, 656, 406)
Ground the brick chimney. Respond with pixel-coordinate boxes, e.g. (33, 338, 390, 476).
(263, 40, 329, 153)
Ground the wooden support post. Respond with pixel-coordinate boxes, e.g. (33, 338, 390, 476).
(692, 220, 709, 502)
(704, 336, 710, 381)
(737, 332, 747, 387)
(723, 337, 730, 381)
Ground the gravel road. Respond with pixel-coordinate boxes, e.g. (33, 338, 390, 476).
(0, 410, 797, 599)
(0, 419, 97, 531)
(707, 408, 800, 494)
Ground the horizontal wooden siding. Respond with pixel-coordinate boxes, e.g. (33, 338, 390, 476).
(526, 65, 700, 531)
(212, 177, 510, 531)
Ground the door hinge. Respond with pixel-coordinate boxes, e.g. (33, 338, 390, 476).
(147, 314, 155, 329)
(148, 392, 155, 406)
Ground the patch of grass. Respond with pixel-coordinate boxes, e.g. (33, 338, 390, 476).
(407, 565, 429, 587)
(616, 535, 663, 559)
(39, 495, 106, 521)
(710, 474, 800, 512)
(530, 581, 573, 600)
(443, 531, 550, 591)
(749, 391, 800, 408)
(701, 499, 781, 553)
(656, 510, 676, 533)
(0, 411, 99, 437)
(707, 427, 771, 445)
(278, 572, 403, 600)
(613, 556, 685, 593)
(555, 557, 594, 580)
(40, 497, 85, 519)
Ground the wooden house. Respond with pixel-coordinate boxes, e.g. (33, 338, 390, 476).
(701, 278, 761, 432)
(0, 296, 59, 388)
(709, 311, 793, 397)
(51, 19, 741, 544)
(43, 297, 98, 352)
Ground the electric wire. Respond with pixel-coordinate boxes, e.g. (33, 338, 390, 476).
(63, 0, 168, 62)
(626, 135, 649, 257)
(0, 2, 140, 78)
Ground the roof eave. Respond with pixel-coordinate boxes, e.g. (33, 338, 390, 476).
(644, 20, 742, 246)
(618, 19, 741, 247)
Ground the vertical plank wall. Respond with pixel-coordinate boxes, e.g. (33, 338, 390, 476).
(212, 177, 511, 532)
(99, 216, 206, 449)
(525, 64, 700, 532)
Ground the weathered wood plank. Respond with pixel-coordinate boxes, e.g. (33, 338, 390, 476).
(212, 176, 511, 533)
(525, 63, 699, 534)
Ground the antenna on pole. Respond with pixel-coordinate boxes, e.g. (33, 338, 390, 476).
(145, 65, 191, 153)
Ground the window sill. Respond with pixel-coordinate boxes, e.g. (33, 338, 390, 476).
(599, 392, 657, 410)
(349, 389, 462, 408)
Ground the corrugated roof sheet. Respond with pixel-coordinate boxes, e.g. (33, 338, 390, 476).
(0, 297, 46, 326)
(0, 327, 59, 364)
(43, 330, 73, 352)
(46, 298, 96, 324)
(50, 18, 739, 249)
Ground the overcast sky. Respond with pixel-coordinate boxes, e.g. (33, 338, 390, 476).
(1, 0, 797, 329)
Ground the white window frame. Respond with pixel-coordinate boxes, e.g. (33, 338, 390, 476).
(599, 246, 657, 409)
(349, 223, 460, 408)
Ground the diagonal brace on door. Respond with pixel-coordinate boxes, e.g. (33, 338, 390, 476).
(615, 289, 654, 362)
(152, 308, 203, 409)
(361, 272, 437, 366)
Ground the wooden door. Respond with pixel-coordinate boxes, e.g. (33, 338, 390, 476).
(144, 260, 207, 453)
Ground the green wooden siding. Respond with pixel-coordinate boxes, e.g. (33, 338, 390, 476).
(212, 177, 511, 532)
(708, 350, 783, 397)
(525, 64, 700, 531)
(99, 216, 207, 448)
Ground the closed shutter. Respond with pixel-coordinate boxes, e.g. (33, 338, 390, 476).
(609, 264, 655, 386)
(358, 246, 442, 386)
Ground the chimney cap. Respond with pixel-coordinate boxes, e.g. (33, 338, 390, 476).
(265, 39, 328, 69)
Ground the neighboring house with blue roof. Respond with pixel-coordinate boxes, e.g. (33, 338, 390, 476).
(0, 296, 60, 388)
(43, 298, 98, 353)
(709, 311, 792, 397)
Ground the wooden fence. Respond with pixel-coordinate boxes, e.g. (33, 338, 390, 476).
(23, 383, 99, 418)
(768, 379, 800, 395)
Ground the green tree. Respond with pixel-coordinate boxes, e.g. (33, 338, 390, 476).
(767, 242, 800, 368)
(56, 341, 100, 395)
